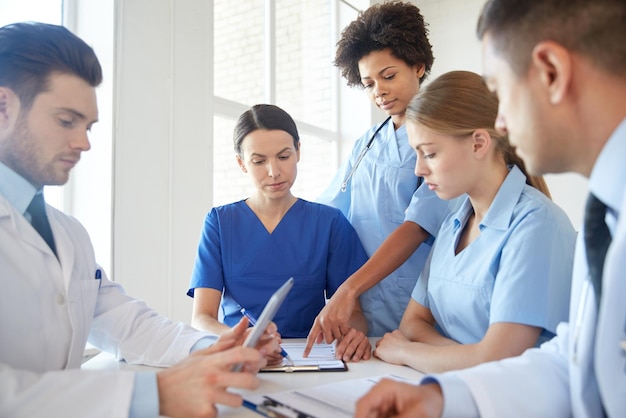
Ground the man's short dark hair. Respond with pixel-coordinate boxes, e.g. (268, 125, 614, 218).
(477, 0, 626, 77)
(0, 21, 102, 110)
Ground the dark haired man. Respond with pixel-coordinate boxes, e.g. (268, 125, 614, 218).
(355, 1, 626, 416)
(0, 22, 276, 418)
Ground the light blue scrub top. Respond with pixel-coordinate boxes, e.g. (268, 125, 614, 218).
(412, 165, 576, 345)
(318, 121, 451, 336)
(424, 120, 626, 418)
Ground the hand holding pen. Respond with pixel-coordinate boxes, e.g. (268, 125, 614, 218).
(240, 308, 295, 366)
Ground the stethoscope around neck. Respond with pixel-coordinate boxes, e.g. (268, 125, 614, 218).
(341, 116, 392, 192)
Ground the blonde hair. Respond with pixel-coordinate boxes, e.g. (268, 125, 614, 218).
(406, 70, 551, 198)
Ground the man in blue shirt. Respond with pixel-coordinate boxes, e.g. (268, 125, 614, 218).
(355, 0, 626, 416)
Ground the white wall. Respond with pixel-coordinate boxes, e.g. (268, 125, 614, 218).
(112, 0, 214, 322)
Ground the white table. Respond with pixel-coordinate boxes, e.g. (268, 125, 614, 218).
(82, 339, 424, 417)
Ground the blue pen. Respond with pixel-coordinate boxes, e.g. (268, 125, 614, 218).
(95, 269, 102, 288)
(240, 307, 294, 365)
(242, 399, 279, 418)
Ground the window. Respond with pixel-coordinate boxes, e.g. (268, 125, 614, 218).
(0, 0, 63, 26)
(212, 0, 340, 206)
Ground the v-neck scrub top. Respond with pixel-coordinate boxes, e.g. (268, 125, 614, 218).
(187, 199, 368, 338)
(318, 121, 451, 336)
(411, 165, 576, 345)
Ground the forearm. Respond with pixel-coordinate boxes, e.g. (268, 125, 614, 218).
(403, 330, 538, 374)
(191, 314, 230, 335)
(342, 221, 428, 297)
(348, 307, 368, 334)
(398, 300, 456, 346)
(399, 319, 457, 346)
(401, 341, 488, 374)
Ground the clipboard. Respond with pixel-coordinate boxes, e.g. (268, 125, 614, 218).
(260, 343, 347, 373)
(244, 374, 414, 417)
(261, 362, 347, 372)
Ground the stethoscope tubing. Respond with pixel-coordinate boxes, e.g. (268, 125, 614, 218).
(341, 116, 392, 192)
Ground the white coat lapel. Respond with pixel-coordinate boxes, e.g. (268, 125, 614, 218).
(47, 208, 76, 290)
(0, 194, 53, 257)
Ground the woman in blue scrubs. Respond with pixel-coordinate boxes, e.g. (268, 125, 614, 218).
(188, 104, 371, 361)
(373, 71, 576, 373)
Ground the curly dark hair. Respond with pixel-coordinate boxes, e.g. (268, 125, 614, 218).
(335, 1, 434, 88)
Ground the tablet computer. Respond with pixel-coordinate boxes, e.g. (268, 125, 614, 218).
(232, 277, 294, 371)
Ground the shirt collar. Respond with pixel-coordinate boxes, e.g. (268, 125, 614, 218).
(0, 162, 38, 215)
(453, 165, 526, 232)
(588, 117, 626, 218)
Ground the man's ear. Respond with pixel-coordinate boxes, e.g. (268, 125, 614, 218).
(471, 129, 491, 159)
(531, 41, 572, 105)
(0, 87, 20, 131)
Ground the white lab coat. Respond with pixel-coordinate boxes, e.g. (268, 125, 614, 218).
(0, 194, 212, 417)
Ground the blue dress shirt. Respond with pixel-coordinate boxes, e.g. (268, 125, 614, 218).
(0, 162, 37, 216)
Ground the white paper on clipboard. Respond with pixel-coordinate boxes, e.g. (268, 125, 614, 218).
(260, 343, 346, 372)
(245, 374, 416, 417)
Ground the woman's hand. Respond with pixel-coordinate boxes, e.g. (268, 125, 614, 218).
(336, 327, 371, 362)
(304, 288, 355, 356)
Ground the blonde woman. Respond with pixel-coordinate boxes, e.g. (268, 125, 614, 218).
(374, 71, 576, 373)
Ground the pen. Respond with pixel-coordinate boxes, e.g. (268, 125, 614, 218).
(242, 399, 286, 418)
(262, 396, 316, 418)
(240, 307, 294, 365)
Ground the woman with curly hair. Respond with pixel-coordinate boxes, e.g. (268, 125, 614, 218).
(305, 1, 453, 358)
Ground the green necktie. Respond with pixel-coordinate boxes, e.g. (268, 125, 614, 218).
(27, 191, 57, 257)
(583, 193, 611, 308)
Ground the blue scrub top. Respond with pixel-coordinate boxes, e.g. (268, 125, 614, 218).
(318, 121, 451, 336)
(187, 199, 368, 338)
(412, 165, 576, 345)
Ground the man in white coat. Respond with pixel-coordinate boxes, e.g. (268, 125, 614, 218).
(354, 0, 626, 416)
(0, 22, 278, 418)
